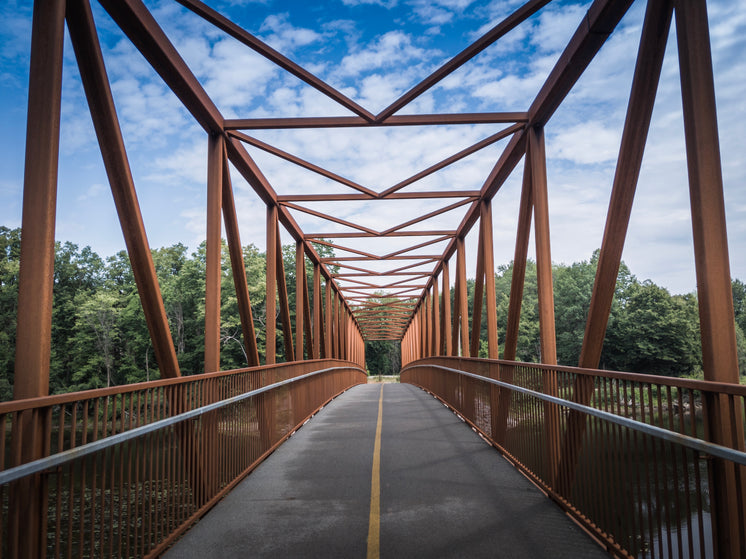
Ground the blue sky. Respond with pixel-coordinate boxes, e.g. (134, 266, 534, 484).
(1, 0, 744, 295)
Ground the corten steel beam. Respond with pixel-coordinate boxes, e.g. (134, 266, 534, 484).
(579, 0, 672, 370)
(98, 0, 223, 134)
(302, 262, 314, 359)
(266, 205, 277, 365)
(529, 126, 560, 487)
(381, 199, 476, 236)
(557, 0, 673, 495)
(528, 0, 634, 126)
(225, 113, 528, 130)
(295, 242, 305, 361)
(12, 2, 65, 555)
(306, 231, 456, 239)
(325, 281, 333, 358)
(66, 0, 181, 379)
(376, 0, 551, 120)
(221, 154, 259, 366)
(276, 224, 294, 361)
(675, 0, 746, 555)
(231, 131, 376, 198)
(432, 277, 441, 356)
(503, 152, 533, 362)
(470, 217, 486, 358)
(313, 263, 321, 359)
(481, 201, 499, 359)
(280, 191, 480, 202)
(282, 201, 378, 235)
(175, 0, 375, 122)
(204, 133, 223, 373)
(442, 260, 452, 356)
(378, 123, 525, 198)
(494, 150, 533, 446)
(14, 0, 65, 402)
(456, 237, 469, 357)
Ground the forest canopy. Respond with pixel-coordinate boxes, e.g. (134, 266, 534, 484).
(1, 226, 744, 400)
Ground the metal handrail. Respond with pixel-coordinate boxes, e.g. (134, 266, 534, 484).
(0, 365, 364, 486)
(402, 363, 746, 466)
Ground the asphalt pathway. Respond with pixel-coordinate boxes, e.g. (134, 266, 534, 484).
(165, 383, 608, 558)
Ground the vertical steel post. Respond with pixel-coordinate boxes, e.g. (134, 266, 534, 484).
(205, 133, 223, 373)
(313, 263, 321, 359)
(529, 125, 560, 486)
(432, 280, 441, 357)
(266, 205, 277, 364)
(481, 201, 499, 359)
(12, 2, 65, 556)
(295, 242, 305, 360)
(674, 0, 746, 555)
(325, 279, 332, 358)
(442, 260, 452, 356)
(456, 237, 469, 357)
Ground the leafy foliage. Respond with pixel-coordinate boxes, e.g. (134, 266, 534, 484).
(0, 224, 743, 399)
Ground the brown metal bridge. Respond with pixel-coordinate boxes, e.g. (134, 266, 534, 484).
(3, 0, 745, 557)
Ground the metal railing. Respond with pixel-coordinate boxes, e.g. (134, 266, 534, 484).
(0, 359, 366, 558)
(401, 357, 746, 559)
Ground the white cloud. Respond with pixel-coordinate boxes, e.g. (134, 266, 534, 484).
(550, 122, 621, 165)
(259, 13, 323, 53)
(342, 0, 398, 7)
(337, 30, 437, 77)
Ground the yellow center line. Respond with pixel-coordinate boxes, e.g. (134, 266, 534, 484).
(367, 384, 384, 559)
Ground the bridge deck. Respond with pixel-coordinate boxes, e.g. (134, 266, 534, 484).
(165, 383, 608, 558)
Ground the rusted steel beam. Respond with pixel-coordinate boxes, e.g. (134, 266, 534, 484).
(230, 131, 376, 198)
(279, 191, 480, 202)
(494, 150, 532, 446)
(66, 0, 180, 379)
(313, 264, 321, 359)
(12, 3, 65, 554)
(579, 0, 672, 370)
(442, 260, 452, 356)
(204, 133, 223, 373)
(560, 0, 673, 496)
(529, 126, 560, 486)
(276, 223, 294, 362)
(302, 262, 314, 359)
(225, 113, 528, 130)
(98, 0, 223, 134)
(324, 282, 333, 358)
(503, 151, 532, 361)
(456, 237, 469, 357)
(14, 0, 65, 401)
(470, 216, 486, 358)
(282, 201, 378, 235)
(376, 0, 550, 121)
(381, 198, 476, 235)
(432, 279, 441, 356)
(481, 201, 499, 359)
(175, 0, 375, 121)
(675, 0, 746, 555)
(221, 154, 259, 366)
(528, 0, 634, 126)
(266, 205, 277, 365)
(295, 242, 305, 361)
(379, 123, 525, 197)
(306, 231, 456, 239)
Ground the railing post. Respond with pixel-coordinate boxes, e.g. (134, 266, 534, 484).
(674, 0, 746, 555)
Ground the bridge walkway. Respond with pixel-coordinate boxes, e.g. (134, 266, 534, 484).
(165, 383, 608, 558)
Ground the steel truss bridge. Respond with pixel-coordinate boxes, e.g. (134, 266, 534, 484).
(2, 0, 745, 557)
